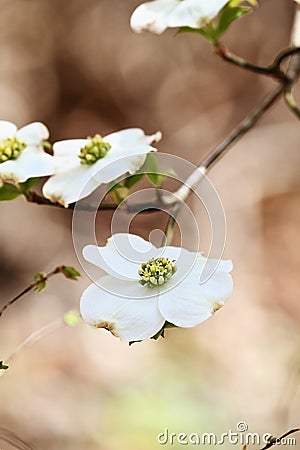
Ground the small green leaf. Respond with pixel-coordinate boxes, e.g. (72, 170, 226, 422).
(229, 0, 257, 6)
(151, 321, 177, 340)
(34, 272, 47, 292)
(61, 266, 81, 281)
(141, 153, 159, 174)
(19, 177, 40, 195)
(0, 183, 22, 201)
(0, 361, 9, 370)
(107, 178, 123, 195)
(64, 310, 82, 327)
(123, 173, 144, 189)
(147, 172, 165, 188)
(178, 25, 218, 44)
(111, 187, 130, 204)
(215, 5, 251, 38)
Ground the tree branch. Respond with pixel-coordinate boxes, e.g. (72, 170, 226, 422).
(0, 266, 79, 318)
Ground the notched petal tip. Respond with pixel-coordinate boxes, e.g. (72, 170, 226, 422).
(152, 130, 162, 143)
(95, 321, 120, 338)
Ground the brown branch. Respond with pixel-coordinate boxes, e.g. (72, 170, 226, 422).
(26, 190, 165, 214)
(0, 266, 78, 318)
(215, 45, 289, 82)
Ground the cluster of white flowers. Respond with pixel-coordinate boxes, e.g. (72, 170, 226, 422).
(1, 0, 238, 343)
(0, 121, 161, 206)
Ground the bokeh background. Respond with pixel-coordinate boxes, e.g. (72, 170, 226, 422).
(0, 0, 300, 449)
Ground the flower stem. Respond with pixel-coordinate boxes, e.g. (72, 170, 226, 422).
(163, 4, 300, 245)
(26, 190, 166, 214)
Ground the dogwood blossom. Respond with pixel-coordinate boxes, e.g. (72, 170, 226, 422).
(0, 121, 54, 185)
(130, 0, 229, 34)
(80, 233, 233, 342)
(42, 128, 161, 207)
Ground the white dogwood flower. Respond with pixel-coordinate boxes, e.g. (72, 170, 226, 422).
(80, 233, 233, 342)
(42, 128, 161, 207)
(130, 0, 229, 34)
(0, 121, 54, 185)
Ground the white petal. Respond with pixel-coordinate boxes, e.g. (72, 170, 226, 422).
(167, 0, 228, 28)
(0, 121, 17, 140)
(104, 128, 162, 151)
(16, 122, 49, 146)
(92, 129, 161, 182)
(53, 139, 88, 158)
(42, 165, 99, 207)
(52, 139, 88, 172)
(91, 152, 150, 183)
(0, 147, 55, 183)
(130, 0, 178, 33)
(158, 268, 233, 327)
(185, 256, 233, 283)
(83, 234, 156, 281)
(80, 276, 164, 342)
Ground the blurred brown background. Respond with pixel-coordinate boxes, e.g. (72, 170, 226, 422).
(0, 0, 300, 449)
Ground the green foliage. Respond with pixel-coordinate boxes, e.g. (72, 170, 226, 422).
(123, 173, 144, 189)
(0, 177, 40, 201)
(178, 0, 256, 42)
(108, 153, 174, 201)
(0, 361, 9, 370)
(61, 266, 81, 281)
(112, 186, 130, 204)
(19, 177, 40, 195)
(34, 272, 47, 292)
(152, 321, 177, 340)
(229, 0, 258, 6)
(215, 5, 251, 38)
(178, 25, 218, 44)
(0, 182, 22, 201)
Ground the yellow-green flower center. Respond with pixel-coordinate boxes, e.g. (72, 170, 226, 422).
(79, 134, 111, 165)
(139, 257, 177, 288)
(0, 137, 26, 164)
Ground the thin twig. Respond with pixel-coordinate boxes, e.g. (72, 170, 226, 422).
(0, 266, 70, 318)
(284, 87, 300, 119)
(169, 84, 283, 205)
(26, 190, 165, 214)
(215, 44, 289, 82)
(26, 191, 117, 211)
(282, 4, 300, 119)
(163, 7, 300, 241)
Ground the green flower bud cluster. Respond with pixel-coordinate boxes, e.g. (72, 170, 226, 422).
(0, 137, 26, 164)
(79, 134, 111, 165)
(139, 257, 177, 288)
